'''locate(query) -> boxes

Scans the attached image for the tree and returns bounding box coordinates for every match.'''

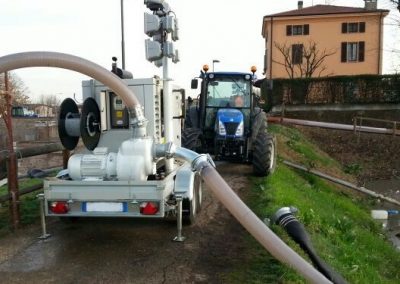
[0,72,29,229]
[0,72,30,121]
[273,41,336,79]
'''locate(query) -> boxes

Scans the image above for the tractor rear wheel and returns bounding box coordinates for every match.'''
[252,128,276,177]
[181,128,202,152]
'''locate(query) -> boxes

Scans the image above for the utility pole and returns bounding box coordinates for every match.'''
[121,0,126,69]
[4,72,20,230]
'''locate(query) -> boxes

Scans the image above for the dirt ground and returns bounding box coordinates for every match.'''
[0,162,252,284]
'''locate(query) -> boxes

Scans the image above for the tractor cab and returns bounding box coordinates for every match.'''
[202,72,253,135]
[184,65,276,175]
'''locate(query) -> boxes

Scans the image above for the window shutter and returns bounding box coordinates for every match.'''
[359,22,366,33]
[264,53,268,71]
[341,23,347,33]
[358,41,365,62]
[303,24,309,35]
[286,25,292,36]
[341,42,347,62]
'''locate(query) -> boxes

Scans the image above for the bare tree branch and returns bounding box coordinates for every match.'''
[273,41,336,78]
[0,73,30,123]
[273,42,295,78]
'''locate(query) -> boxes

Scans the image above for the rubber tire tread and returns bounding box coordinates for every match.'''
[252,123,276,177]
[181,128,202,152]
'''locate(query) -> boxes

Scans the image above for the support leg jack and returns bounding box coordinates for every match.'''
[37,193,51,240]
[173,195,185,242]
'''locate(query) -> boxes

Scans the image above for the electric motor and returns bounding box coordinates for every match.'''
[68,151,117,181]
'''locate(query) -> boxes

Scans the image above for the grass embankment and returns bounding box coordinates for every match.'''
[0,178,43,235]
[227,125,400,283]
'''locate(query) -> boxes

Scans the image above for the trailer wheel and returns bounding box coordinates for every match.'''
[252,128,276,177]
[181,128,202,152]
[182,195,196,225]
[194,173,203,213]
[182,173,202,225]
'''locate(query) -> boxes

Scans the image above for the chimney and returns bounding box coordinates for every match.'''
[298,1,304,9]
[364,0,377,10]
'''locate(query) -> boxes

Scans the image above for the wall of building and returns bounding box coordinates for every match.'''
[264,12,385,78]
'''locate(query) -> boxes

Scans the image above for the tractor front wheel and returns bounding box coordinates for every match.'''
[252,129,276,177]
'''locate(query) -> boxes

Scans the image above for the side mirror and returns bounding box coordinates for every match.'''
[191,79,198,89]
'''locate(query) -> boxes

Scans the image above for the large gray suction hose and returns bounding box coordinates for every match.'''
[0,52,330,283]
[174,148,331,284]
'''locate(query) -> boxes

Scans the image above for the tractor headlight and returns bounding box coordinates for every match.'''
[218,120,226,135]
[235,121,244,136]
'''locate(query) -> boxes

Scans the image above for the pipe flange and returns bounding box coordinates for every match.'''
[153,142,176,159]
[165,142,176,159]
[191,154,215,172]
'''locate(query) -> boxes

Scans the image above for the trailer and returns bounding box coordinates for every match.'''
[40,0,203,241]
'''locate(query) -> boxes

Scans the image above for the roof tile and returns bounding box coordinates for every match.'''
[265,4,389,18]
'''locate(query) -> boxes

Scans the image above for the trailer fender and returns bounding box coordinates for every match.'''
[174,163,195,200]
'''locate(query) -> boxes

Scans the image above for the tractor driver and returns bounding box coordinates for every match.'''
[234,95,244,107]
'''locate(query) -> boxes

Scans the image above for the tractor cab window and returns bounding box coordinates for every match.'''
[206,76,251,108]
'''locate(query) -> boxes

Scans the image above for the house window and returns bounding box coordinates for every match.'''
[293,25,303,35]
[292,44,303,64]
[286,24,309,36]
[348,23,359,33]
[341,42,365,62]
[342,22,366,33]
[347,42,358,61]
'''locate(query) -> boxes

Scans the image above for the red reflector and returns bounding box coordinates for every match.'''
[49,201,69,214]
[140,202,159,215]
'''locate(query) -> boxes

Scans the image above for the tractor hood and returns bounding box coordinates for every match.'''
[216,109,243,123]
[215,109,244,137]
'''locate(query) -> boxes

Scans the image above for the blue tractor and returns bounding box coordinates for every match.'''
[183,65,276,176]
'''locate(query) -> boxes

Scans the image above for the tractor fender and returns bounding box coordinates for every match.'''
[174,163,195,200]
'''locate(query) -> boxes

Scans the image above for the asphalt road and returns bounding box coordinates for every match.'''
[0,162,253,284]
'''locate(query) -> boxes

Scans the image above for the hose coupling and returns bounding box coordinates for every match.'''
[191,154,215,172]
[272,206,299,225]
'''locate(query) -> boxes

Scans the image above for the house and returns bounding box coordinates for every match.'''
[32,104,56,118]
[262,0,389,79]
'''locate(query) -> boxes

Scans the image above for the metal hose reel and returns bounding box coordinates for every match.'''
[58,97,101,151]
[80,97,101,150]
[58,98,80,150]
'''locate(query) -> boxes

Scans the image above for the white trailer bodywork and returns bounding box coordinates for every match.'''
[43,78,199,225]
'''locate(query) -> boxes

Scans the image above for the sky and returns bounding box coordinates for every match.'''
[0,0,398,102]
